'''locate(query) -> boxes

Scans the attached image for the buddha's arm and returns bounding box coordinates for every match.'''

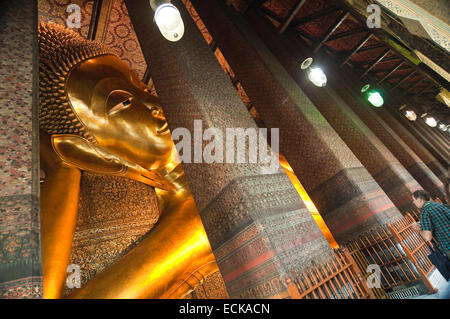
[40,131,81,299]
[50,134,175,191]
[66,187,218,299]
[42,131,218,298]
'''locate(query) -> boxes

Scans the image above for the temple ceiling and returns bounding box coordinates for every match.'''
[38,0,449,123]
[258,0,449,122]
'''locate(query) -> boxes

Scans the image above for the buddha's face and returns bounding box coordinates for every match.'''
[66,55,173,170]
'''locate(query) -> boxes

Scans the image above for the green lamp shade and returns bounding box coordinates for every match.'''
[367,91,384,107]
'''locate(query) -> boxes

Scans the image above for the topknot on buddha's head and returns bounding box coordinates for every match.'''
[38,22,115,142]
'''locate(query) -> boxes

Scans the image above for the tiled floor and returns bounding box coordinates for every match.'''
[411,271,450,299]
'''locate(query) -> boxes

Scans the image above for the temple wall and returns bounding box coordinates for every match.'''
[0,0,42,298]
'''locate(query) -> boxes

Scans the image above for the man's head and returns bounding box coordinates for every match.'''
[412,190,431,208]
[38,23,174,170]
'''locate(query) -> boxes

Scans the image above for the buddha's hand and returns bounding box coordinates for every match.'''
[44,132,174,190]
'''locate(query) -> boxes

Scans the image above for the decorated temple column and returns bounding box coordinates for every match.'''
[228,6,423,214]
[391,105,449,169]
[249,15,446,201]
[406,117,449,169]
[434,127,450,151]
[427,128,450,160]
[187,0,401,243]
[125,0,334,299]
[316,56,446,199]
[374,107,448,186]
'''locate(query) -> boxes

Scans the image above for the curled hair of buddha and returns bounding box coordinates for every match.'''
[38,22,115,143]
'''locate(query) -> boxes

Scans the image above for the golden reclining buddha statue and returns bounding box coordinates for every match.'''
[38,22,218,299]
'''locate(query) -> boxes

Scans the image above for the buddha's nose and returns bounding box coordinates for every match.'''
[151,107,164,118]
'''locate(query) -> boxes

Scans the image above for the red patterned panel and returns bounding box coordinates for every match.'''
[292,0,336,20]
[400,75,423,89]
[327,32,366,53]
[386,68,414,84]
[104,0,147,78]
[364,36,383,47]
[371,59,403,73]
[298,11,343,40]
[262,0,299,20]
[349,47,388,65]
[325,16,366,52]
[38,0,93,38]
[334,15,360,33]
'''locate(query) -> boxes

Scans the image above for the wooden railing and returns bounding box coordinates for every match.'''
[348,247,390,299]
[286,210,439,299]
[345,213,437,295]
[346,226,419,292]
[387,213,437,294]
[286,248,375,299]
[408,209,420,222]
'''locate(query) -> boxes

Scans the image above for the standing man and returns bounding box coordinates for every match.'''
[412,190,450,260]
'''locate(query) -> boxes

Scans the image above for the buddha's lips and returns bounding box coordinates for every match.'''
[157,122,170,134]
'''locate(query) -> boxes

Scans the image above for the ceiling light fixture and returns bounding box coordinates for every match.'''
[361,84,384,107]
[405,110,417,121]
[150,0,184,42]
[399,104,417,121]
[421,113,437,127]
[301,57,327,87]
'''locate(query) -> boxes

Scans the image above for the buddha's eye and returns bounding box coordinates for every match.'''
[106,90,134,115]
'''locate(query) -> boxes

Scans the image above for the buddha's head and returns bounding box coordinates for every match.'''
[38,23,173,170]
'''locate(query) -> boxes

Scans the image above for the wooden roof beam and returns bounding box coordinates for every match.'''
[279,0,307,34]
[391,70,417,90]
[356,43,385,53]
[340,33,372,66]
[376,61,404,84]
[402,78,426,95]
[291,6,343,28]
[327,27,367,42]
[360,48,390,78]
[313,11,350,53]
